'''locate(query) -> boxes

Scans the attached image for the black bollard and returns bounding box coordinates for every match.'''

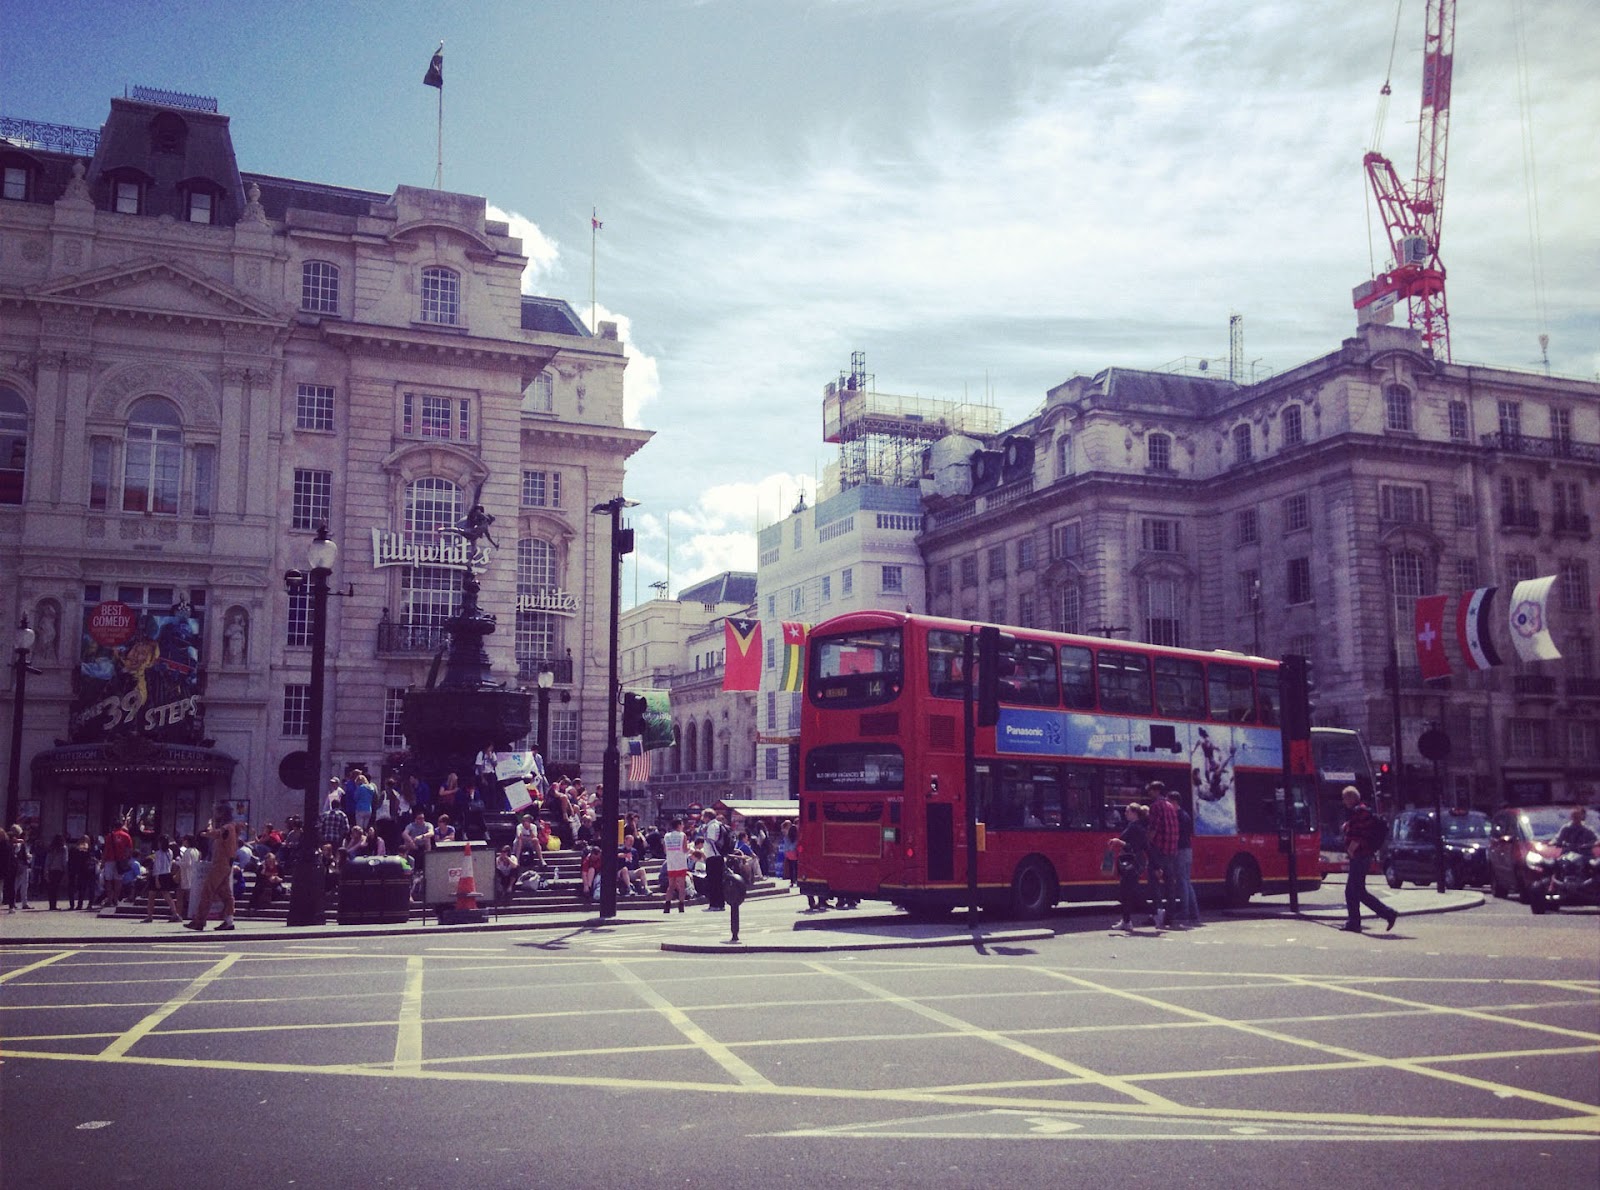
[723,863,747,943]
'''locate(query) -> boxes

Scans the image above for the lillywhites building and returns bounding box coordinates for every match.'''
[0,91,649,840]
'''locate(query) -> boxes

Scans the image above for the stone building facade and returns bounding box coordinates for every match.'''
[919,324,1600,808]
[0,92,648,839]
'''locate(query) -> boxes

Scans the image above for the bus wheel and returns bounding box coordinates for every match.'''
[1224,856,1260,908]
[1009,858,1057,920]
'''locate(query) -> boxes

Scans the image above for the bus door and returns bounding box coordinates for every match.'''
[925,801,954,881]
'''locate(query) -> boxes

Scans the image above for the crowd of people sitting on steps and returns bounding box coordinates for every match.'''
[2,760,817,922]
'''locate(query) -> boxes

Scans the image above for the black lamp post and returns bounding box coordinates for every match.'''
[284,527,338,927]
[535,665,554,762]
[6,617,39,830]
[591,495,635,921]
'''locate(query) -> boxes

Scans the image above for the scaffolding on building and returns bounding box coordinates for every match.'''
[823,351,1002,490]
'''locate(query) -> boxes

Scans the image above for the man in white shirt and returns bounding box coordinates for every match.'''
[662,816,691,914]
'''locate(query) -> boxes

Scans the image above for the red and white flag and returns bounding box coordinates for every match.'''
[1455,586,1502,671]
[1413,594,1452,680]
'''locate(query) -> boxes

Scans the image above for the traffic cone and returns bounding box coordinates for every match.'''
[455,838,480,910]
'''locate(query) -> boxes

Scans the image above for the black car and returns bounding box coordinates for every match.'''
[1381,809,1491,890]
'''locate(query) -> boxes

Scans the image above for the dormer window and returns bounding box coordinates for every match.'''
[2,164,29,202]
[114,178,143,215]
[149,112,188,155]
[186,189,214,224]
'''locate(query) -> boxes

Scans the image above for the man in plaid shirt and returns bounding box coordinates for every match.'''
[1145,781,1180,927]
[318,795,350,851]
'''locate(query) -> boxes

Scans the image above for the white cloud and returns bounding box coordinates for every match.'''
[486,204,561,292]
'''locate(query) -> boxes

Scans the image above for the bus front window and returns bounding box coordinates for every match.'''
[810,628,903,707]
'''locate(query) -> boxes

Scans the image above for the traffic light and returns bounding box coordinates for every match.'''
[1279,653,1311,740]
[1374,762,1391,801]
[621,692,648,737]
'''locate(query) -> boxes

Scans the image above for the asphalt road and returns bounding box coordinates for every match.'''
[2,894,1595,1188]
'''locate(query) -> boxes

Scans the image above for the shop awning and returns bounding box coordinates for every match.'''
[31,739,238,783]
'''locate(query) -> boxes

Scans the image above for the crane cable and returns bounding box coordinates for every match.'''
[1512,0,1551,372]
[1366,1,1407,278]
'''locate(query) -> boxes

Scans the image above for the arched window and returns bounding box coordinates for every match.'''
[684,721,699,774]
[123,396,182,514]
[1281,404,1304,446]
[0,386,27,505]
[301,260,340,314]
[1232,423,1253,464]
[420,266,460,325]
[702,718,714,772]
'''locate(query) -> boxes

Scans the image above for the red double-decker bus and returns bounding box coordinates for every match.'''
[797,611,1321,918]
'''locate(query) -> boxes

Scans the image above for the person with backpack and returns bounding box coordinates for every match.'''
[1341,785,1397,933]
[701,809,729,912]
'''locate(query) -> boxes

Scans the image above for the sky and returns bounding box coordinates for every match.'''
[4,0,1597,606]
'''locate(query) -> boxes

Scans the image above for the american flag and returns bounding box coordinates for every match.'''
[627,738,650,784]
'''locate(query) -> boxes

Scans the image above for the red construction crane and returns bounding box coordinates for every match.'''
[1353,0,1456,361]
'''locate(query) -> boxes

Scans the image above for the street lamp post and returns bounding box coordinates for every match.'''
[535,665,554,762]
[5,617,39,830]
[591,496,635,921]
[284,527,338,927]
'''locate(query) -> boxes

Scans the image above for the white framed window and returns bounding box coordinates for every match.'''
[301,261,340,314]
[1497,400,1521,441]
[550,710,579,762]
[282,684,310,737]
[1144,577,1182,647]
[1141,518,1180,553]
[791,587,804,612]
[401,566,456,629]
[1559,559,1591,613]
[185,188,215,225]
[1389,551,1425,621]
[1017,536,1036,570]
[1380,484,1426,524]
[384,689,408,750]
[521,470,561,508]
[821,575,831,602]
[420,266,460,325]
[1232,424,1253,464]
[0,386,29,505]
[292,468,333,531]
[1147,433,1172,472]
[1455,557,1478,592]
[960,555,979,588]
[1284,493,1311,532]
[1448,401,1468,440]
[1236,508,1259,545]
[1384,385,1413,432]
[296,384,335,431]
[404,477,460,540]
[841,567,853,596]
[122,396,182,515]
[1057,434,1074,478]
[113,177,143,215]
[1059,584,1081,635]
[524,370,554,412]
[881,565,903,594]
[285,589,311,649]
[1051,522,1080,560]
[1282,405,1304,446]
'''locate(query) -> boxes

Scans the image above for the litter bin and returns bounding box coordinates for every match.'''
[337,856,413,925]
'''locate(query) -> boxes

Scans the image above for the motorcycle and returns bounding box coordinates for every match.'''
[1526,846,1600,913]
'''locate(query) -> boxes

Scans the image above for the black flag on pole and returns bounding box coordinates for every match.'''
[424,44,444,88]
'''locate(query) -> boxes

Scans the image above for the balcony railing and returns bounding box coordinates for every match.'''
[516,657,574,685]
[377,620,449,654]
[1513,674,1558,698]
[1553,512,1592,536]
[1566,676,1600,699]
[1480,431,1600,464]
[1499,506,1540,532]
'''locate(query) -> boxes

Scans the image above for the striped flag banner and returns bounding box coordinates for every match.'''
[1455,586,1501,671]
[627,738,650,784]
[779,621,810,692]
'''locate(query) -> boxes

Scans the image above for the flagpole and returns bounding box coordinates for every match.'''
[590,208,598,332]
[436,82,443,189]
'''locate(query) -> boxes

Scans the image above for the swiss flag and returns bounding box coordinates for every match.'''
[1414,594,1452,680]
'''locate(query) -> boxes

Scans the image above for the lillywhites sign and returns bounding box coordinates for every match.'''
[516,587,579,617]
[371,529,473,570]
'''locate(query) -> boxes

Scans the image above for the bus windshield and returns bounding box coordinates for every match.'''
[809,627,903,707]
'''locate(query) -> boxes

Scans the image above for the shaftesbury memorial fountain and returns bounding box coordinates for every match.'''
[400,500,532,836]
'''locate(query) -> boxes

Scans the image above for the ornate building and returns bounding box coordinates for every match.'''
[919,324,1600,808]
[0,90,648,839]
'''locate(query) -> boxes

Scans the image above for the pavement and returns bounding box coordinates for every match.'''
[0,876,1483,954]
